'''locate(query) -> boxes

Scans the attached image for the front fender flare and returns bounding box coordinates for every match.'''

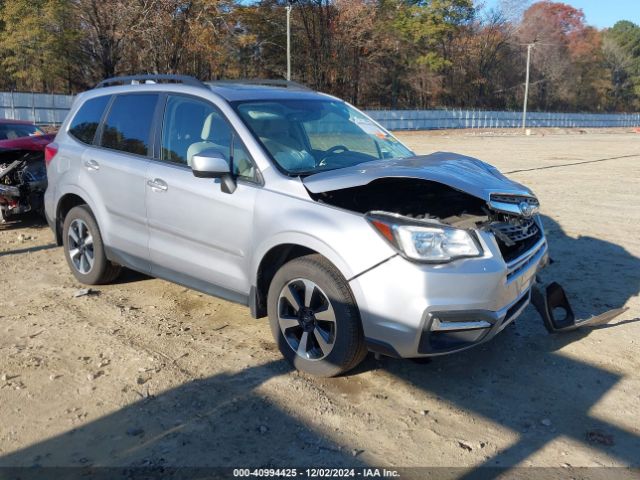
[250,232,357,288]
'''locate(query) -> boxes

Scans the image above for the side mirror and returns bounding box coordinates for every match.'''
[191,149,236,194]
[192,150,230,178]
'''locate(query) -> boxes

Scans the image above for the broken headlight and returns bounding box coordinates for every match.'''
[367,212,483,263]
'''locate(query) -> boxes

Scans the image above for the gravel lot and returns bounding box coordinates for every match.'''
[0,130,639,472]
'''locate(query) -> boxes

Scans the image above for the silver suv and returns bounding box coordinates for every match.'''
[44,75,548,376]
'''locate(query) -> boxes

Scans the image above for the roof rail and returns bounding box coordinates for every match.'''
[95,74,207,89]
[208,79,313,91]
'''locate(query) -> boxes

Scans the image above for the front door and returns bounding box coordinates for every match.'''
[145,94,259,302]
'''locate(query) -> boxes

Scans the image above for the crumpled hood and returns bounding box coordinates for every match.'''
[302,152,534,201]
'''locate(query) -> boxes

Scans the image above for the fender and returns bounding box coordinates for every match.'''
[251,231,358,288]
[250,188,396,289]
[55,184,105,229]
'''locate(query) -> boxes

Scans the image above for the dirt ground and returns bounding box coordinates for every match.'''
[0,130,639,473]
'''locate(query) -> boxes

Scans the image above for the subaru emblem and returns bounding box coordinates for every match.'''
[519,201,535,217]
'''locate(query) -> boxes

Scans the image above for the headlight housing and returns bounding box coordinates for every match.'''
[367,212,483,263]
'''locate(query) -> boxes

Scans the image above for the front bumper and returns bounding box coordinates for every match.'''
[349,230,548,358]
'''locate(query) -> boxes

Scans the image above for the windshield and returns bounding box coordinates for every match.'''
[0,123,45,140]
[233,99,413,175]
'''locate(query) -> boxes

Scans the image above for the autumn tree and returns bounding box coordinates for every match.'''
[0,0,637,112]
[231,0,289,79]
[382,0,475,107]
[71,0,157,81]
[445,9,520,109]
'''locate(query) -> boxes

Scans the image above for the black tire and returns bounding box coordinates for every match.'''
[267,254,368,377]
[62,205,121,285]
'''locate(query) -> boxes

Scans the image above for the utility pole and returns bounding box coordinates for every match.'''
[522,43,533,130]
[286,1,292,81]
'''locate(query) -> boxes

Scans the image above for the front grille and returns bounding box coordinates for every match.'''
[506,240,545,281]
[489,216,543,263]
[491,218,539,243]
[490,194,539,206]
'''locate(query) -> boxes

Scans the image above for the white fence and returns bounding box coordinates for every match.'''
[0,91,74,125]
[365,109,640,130]
[1,91,639,130]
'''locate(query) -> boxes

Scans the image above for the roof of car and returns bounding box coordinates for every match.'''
[205,83,331,102]
[91,75,334,103]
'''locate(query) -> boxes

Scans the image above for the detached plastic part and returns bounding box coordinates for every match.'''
[531,281,628,333]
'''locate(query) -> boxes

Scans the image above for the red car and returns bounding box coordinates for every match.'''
[0,119,55,149]
[0,119,55,221]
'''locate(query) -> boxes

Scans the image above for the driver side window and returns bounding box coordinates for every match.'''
[161,95,256,181]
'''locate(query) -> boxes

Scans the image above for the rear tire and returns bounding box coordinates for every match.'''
[267,254,368,377]
[62,205,121,285]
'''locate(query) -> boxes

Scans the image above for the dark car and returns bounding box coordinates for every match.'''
[0,119,55,221]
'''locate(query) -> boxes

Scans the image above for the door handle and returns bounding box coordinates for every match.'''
[84,159,100,171]
[147,178,168,192]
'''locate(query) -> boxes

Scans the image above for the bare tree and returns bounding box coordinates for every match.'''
[72,0,155,80]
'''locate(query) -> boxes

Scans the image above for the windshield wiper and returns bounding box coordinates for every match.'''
[294,157,386,177]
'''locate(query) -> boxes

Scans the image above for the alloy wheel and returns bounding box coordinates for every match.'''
[67,218,95,274]
[277,278,337,360]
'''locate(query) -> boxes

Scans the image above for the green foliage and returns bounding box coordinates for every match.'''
[0,0,80,92]
[391,0,473,70]
[602,21,640,110]
[607,21,640,59]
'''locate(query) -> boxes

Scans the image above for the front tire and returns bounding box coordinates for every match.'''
[267,254,367,377]
[62,205,121,285]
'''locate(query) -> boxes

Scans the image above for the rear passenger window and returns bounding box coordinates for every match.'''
[100,94,158,156]
[68,95,111,144]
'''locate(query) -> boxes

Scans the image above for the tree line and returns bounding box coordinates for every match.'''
[0,0,639,112]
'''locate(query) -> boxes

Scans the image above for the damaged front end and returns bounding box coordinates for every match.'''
[531,282,628,333]
[0,149,48,221]
[309,177,544,266]
[304,152,625,335]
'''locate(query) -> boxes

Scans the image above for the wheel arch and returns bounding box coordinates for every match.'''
[55,192,90,245]
[251,235,356,319]
[54,186,105,246]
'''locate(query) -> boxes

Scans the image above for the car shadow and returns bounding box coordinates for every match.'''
[0,212,48,231]
[0,360,364,470]
[110,268,154,285]
[358,213,640,471]
[537,215,640,323]
[0,214,638,474]
[0,243,58,257]
[367,316,640,471]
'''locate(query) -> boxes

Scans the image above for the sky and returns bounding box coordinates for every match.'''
[478,0,640,28]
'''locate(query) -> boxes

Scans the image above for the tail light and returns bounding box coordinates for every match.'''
[44,143,58,167]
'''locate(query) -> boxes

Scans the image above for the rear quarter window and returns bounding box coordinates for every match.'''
[68,95,111,144]
[100,94,159,156]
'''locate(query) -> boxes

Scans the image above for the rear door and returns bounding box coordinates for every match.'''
[88,93,160,272]
[145,94,260,301]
